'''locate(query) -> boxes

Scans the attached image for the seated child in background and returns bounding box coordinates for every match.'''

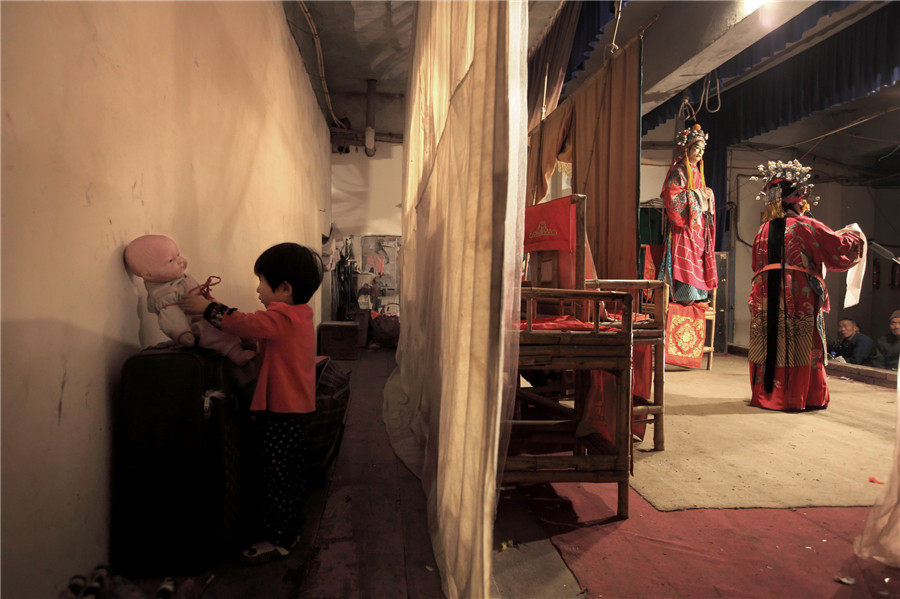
[871,310,900,370]
[829,318,876,365]
[124,234,256,366]
[179,242,324,564]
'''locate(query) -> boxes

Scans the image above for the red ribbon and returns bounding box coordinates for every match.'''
[187,275,221,300]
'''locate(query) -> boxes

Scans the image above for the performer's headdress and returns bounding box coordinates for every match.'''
[675,123,708,152]
[750,159,819,222]
[674,123,708,191]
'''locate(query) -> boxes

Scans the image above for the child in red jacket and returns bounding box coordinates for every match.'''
[181,242,323,564]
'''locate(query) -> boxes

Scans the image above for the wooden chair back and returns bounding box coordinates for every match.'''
[523,194,588,290]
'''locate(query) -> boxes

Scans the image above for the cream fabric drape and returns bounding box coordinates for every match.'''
[854,380,900,567]
[382,1,526,597]
[526,37,641,278]
[570,37,641,279]
[526,100,574,205]
[526,0,582,133]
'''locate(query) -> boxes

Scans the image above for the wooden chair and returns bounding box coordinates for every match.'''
[702,287,717,370]
[585,279,668,451]
[507,288,634,518]
[506,194,635,518]
[522,194,590,291]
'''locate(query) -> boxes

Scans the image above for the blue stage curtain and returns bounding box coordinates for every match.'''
[649,2,900,251]
[564,1,618,90]
[721,1,899,145]
[642,0,856,136]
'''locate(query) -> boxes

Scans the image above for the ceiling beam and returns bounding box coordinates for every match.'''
[641,1,816,115]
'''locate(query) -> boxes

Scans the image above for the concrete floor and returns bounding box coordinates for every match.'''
[110,348,897,598]
[118,346,580,599]
[121,348,444,598]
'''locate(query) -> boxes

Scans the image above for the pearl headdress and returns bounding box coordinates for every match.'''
[750,159,820,221]
[750,159,817,205]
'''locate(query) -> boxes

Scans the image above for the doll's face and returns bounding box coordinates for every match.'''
[126,235,188,283]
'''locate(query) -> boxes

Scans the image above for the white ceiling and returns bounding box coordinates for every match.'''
[283,0,899,186]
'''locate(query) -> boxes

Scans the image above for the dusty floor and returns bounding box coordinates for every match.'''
[95,349,896,598]
[111,348,445,599]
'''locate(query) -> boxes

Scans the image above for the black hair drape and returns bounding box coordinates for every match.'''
[764,217,787,393]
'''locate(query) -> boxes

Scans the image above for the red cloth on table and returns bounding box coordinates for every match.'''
[519,314,650,330]
[642,244,664,302]
[664,301,706,368]
[519,315,651,442]
[520,315,595,331]
[641,244,664,281]
[583,345,652,444]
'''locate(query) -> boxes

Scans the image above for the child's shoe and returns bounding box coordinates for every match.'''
[110,575,146,599]
[239,536,299,565]
[79,565,110,598]
[56,574,86,599]
[154,577,176,599]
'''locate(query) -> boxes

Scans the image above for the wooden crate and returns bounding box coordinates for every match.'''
[318,321,360,359]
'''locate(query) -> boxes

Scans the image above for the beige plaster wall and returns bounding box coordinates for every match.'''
[331,143,403,236]
[0,2,330,596]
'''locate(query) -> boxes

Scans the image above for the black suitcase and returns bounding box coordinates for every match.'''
[111,346,253,577]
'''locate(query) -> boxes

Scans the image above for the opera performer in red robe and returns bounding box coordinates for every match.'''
[660,123,718,303]
[748,160,865,411]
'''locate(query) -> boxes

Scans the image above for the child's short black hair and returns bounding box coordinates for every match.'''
[254,243,323,305]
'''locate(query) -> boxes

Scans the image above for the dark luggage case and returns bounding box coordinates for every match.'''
[111,346,253,577]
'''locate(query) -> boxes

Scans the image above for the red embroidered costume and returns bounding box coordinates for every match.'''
[661,161,718,291]
[660,124,718,303]
[748,160,864,411]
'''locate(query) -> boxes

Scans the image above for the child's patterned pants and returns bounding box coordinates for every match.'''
[256,411,311,549]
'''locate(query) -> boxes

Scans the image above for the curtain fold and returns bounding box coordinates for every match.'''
[571,37,641,279]
[525,100,573,205]
[854,381,900,567]
[526,37,640,278]
[382,2,526,597]
[527,0,581,133]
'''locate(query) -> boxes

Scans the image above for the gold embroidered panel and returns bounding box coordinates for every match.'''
[749,311,815,367]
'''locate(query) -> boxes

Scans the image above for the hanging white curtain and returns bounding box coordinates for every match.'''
[382,1,526,597]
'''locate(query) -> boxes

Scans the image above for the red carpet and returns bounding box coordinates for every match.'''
[518,482,900,598]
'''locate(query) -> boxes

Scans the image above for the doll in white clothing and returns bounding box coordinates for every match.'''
[124,234,256,366]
